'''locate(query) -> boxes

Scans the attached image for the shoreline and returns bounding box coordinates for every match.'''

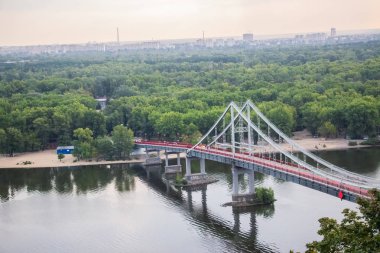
[0,159,146,170]
[0,138,376,170]
[0,149,146,170]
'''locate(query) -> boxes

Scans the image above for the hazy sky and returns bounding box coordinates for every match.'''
[1,0,379,46]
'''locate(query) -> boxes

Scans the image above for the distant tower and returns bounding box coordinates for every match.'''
[117,27,120,44]
[202,31,205,44]
[331,27,336,37]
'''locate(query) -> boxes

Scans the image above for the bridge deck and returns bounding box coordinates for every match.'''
[136,141,370,200]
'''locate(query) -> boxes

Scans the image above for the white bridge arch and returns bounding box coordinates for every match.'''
[136,100,379,202]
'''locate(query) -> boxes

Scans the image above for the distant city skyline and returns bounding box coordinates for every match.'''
[0,0,379,46]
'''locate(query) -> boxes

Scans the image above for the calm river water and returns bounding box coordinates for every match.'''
[0,148,379,253]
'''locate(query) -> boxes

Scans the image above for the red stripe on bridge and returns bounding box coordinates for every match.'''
[137,140,369,198]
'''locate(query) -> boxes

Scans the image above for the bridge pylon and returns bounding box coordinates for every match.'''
[136,99,379,203]
[186,100,380,196]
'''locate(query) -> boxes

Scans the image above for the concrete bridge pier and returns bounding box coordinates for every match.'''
[231,166,255,204]
[164,151,182,174]
[145,149,160,157]
[185,156,208,182]
[144,148,162,166]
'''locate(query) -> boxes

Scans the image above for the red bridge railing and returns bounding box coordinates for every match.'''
[136,140,369,197]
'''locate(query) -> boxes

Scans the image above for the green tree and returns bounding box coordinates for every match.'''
[306,189,380,253]
[73,128,94,143]
[95,136,114,160]
[72,128,95,160]
[5,127,23,156]
[0,128,6,154]
[58,154,65,161]
[33,117,50,149]
[111,125,134,160]
[155,112,184,140]
[318,121,337,138]
[345,98,378,139]
[265,103,296,136]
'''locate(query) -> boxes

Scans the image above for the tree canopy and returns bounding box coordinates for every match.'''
[306,189,380,253]
[0,41,379,155]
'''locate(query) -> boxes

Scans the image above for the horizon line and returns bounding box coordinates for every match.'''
[1,27,380,48]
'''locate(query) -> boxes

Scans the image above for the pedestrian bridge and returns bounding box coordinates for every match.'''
[136,100,379,203]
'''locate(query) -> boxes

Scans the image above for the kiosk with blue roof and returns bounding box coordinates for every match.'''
[56,146,74,155]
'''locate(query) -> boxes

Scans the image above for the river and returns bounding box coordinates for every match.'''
[0,148,379,252]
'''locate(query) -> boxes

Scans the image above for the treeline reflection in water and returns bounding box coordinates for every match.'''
[0,160,268,203]
[1,150,378,252]
[0,162,277,253]
[0,165,137,202]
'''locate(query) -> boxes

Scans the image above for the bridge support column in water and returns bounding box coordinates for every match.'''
[185,157,208,182]
[164,151,182,174]
[231,166,255,203]
[144,148,162,166]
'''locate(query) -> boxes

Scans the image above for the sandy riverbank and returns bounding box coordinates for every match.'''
[0,149,145,169]
[0,137,373,169]
[281,138,371,152]
[287,130,371,152]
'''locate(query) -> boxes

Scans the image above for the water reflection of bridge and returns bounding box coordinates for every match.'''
[140,164,276,253]
[0,165,276,252]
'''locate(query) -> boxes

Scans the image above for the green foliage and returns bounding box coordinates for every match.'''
[73,141,96,161]
[71,125,134,161]
[95,136,114,160]
[72,128,95,160]
[154,112,184,140]
[0,41,380,152]
[175,173,187,185]
[306,189,380,253]
[58,154,65,161]
[255,187,275,204]
[111,125,134,160]
[318,121,337,138]
[0,128,6,154]
[348,141,358,146]
[259,101,296,135]
[4,127,23,156]
[360,138,380,145]
[346,98,378,139]
[73,128,94,143]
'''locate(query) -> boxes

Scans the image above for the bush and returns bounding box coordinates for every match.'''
[255,187,275,204]
[360,138,380,145]
[175,173,187,185]
[348,141,357,146]
[58,154,65,161]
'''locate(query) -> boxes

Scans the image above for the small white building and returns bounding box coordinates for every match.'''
[95,98,107,110]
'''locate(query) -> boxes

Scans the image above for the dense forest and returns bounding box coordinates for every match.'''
[0,41,379,156]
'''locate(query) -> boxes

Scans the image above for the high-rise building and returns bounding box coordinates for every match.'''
[117,27,120,44]
[243,33,253,42]
[331,27,336,37]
